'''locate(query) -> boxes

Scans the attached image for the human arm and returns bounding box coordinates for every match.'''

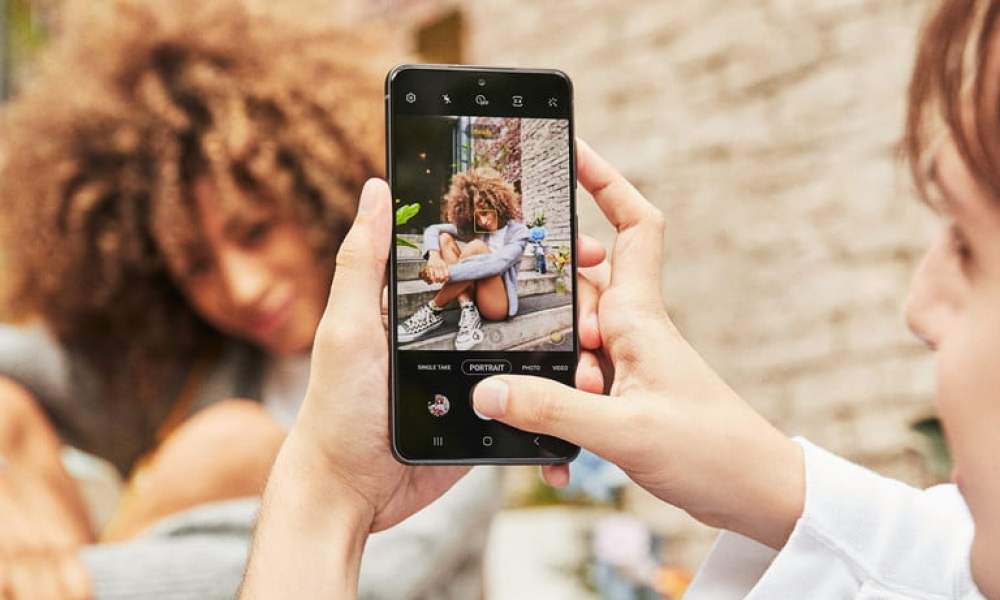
[239,180,468,598]
[0,376,93,599]
[419,223,457,282]
[471,140,988,597]
[472,140,804,550]
[684,439,983,599]
[446,226,529,282]
[240,178,607,598]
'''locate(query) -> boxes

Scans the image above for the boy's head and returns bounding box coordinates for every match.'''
[904,0,1000,593]
[442,168,522,234]
[0,0,386,363]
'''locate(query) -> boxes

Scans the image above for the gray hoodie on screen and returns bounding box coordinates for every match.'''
[421,221,530,317]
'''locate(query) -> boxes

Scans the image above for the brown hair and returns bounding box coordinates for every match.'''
[441,168,522,236]
[906,0,1000,204]
[0,0,387,409]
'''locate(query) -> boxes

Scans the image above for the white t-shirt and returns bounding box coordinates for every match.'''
[686,439,987,599]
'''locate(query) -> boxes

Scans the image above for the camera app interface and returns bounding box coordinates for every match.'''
[391,70,577,460]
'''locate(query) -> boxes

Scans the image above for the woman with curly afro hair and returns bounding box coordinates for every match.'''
[0,0,498,597]
[398,167,529,350]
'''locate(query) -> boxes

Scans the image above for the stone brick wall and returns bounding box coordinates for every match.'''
[463,0,940,570]
[520,118,572,242]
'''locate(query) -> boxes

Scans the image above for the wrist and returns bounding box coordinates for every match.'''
[277,432,376,528]
[241,434,373,599]
[721,430,804,549]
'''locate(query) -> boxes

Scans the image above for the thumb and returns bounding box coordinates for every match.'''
[324,178,392,322]
[472,375,627,459]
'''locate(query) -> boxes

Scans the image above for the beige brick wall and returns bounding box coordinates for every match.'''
[463,0,941,570]
[520,118,571,242]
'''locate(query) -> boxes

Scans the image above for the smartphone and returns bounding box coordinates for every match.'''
[386,65,579,464]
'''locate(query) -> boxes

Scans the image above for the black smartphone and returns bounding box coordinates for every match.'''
[386,64,580,464]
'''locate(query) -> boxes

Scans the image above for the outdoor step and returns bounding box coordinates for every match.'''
[397,271,561,316]
[397,255,539,281]
[508,327,574,351]
[395,234,424,259]
[400,304,572,351]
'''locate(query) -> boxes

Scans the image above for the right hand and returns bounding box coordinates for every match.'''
[0,464,92,600]
[420,253,450,284]
[473,140,805,550]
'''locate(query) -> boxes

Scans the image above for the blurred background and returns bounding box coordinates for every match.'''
[1,0,945,598]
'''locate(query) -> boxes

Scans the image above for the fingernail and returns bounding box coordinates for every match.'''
[473,379,508,418]
[357,178,382,215]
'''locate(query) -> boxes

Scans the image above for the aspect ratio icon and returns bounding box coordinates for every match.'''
[475,94,489,106]
[512,95,524,108]
[405,91,417,104]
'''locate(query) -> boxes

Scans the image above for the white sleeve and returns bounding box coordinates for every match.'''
[685,438,985,600]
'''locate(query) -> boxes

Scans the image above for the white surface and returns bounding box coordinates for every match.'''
[484,507,609,600]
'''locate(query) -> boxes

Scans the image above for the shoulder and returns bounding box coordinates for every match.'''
[506,222,529,239]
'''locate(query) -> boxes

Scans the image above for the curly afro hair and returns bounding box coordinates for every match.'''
[441,168,522,237]
[0,0,388,410]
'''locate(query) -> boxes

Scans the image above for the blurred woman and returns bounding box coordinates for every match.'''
[0,1,497,598]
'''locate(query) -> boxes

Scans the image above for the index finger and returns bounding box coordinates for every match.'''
[577,138,662,233]
[576,139,666,295]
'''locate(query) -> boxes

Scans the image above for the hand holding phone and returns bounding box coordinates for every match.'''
[471,142,805,549]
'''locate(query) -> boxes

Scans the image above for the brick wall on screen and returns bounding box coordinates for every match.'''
[466,0,940,570]
[520,118,571,241]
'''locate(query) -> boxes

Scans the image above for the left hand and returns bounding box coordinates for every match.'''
[240,177,609,598]
[285,179,465,531]
[281,177,608,532]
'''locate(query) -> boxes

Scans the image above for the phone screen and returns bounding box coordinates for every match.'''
[387,66,579,463]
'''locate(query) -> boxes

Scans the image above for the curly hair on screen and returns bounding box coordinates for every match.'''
[0,0,386,407]
[441,168,522,236]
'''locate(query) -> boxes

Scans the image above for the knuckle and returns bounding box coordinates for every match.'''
[647,206,666,233]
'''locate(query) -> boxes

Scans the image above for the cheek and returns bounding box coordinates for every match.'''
[271,235,331,313]
[935,310,1000,531]
[181,280,232,326]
